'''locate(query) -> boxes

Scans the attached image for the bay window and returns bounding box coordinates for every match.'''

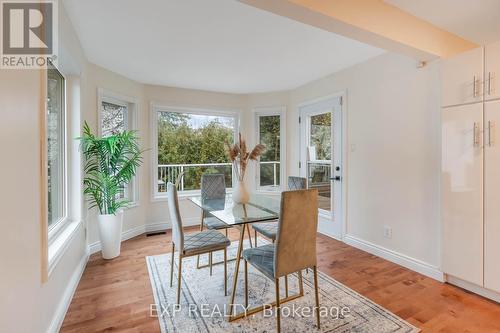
[254,107,285,191]
[98,89,139,204]
[152,105,238,198]
[47,62,67,232]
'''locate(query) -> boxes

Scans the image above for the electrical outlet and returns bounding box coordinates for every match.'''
[383,225,392,239]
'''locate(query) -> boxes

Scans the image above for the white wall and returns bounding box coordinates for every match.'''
[289,52,442,268]
[0,4,88,333]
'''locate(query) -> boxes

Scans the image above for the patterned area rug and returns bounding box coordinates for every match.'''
[146,240,419,333]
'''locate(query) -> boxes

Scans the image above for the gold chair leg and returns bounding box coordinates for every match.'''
[275,278,281,333]
[285,275,289,298]
[254,230,258,247]
[170,243,175,287]
[176,255,183,304]
[246,224,253,248]
[298,270,304,296]
[313,266,320,329]
[244,259,249,308]
[209,252,213,276]
[224,248,228,296]
[225,228,228,237]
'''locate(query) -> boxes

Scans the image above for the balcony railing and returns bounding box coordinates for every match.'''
[258,161,280,188]
[157,162,232,192]
[157,161,281,193]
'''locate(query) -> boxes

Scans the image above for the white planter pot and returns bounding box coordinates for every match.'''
[233,180,250,204]
[97,211,123,259]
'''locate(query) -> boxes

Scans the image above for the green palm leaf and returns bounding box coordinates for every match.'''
[78,121,146,215]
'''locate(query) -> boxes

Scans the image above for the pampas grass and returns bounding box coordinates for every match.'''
[225,133,265,181]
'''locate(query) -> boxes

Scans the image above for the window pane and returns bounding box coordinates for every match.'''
[310,113,331,160]
[47,66,65,226]
[101,101,127,136]
[156,111,235,192]
[308,112,331,211]
[258,115,280,188]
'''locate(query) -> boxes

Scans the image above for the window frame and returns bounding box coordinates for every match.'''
[97,88,140,207]
[46,62,69,244]
[150,103,240,201]
[253,106,286,193]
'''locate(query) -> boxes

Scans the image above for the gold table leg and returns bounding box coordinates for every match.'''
[228,224,246,318]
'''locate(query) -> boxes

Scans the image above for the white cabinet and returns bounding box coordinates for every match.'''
[484,100,500,292]
[442,47,483,107]
[442,103,484,286]
[485,41,500,101]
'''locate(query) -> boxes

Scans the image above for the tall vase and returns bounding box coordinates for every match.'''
[97,210,123,259]
[233,180,250,204]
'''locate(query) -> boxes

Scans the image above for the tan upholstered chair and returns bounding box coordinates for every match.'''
[242,189,320,332]
[167,182,231,304]
[252,176,307,246]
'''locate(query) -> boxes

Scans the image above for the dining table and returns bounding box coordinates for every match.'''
[188,193,303,321]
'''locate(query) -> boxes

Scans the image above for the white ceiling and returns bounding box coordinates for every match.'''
[386,0,500,45]
[63,0,384,94]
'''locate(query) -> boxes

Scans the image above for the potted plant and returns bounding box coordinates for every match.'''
[225,133,265,204]
[78,122,145,259]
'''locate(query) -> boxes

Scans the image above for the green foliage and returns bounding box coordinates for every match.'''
[78,122,145,215]
[157,113,233,189]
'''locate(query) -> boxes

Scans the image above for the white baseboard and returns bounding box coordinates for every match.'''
[89,217,200,255]
[344,234,444,282]
[46,249,89,333]
[446,275,500,303]
[317,220,341,241]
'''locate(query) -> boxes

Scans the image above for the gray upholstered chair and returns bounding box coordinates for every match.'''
[198,174,253,269]
[242,189,320,332]
[252,176,307,246]
[167,182,231,304]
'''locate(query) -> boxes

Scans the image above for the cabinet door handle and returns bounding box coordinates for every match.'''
[488,72,492,95]
[473,76,477,98]
[473,122,479,147]
[489,120,495,146]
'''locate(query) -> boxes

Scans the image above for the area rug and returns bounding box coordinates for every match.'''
[146,240,419,333]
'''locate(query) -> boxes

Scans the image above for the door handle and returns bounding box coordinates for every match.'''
[331,176,341,181]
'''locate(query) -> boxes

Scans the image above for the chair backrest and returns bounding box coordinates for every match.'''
[167,182,184,250]
[288,176,307,190]
[274,189,318,277]
[201,174,226,200]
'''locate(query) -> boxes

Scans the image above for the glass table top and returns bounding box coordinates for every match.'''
[188,193,280,226]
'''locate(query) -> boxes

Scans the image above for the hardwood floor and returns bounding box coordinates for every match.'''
[61,228,500,332]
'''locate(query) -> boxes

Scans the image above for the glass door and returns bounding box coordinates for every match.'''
[299,96,343,238]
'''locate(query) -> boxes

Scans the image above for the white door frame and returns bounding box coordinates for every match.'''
[298,91,347,240]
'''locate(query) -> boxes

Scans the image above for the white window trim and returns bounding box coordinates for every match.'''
[150,102,241,201]
[253,106,286,193]
[97,88,140,207]
[45,63,85,280]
